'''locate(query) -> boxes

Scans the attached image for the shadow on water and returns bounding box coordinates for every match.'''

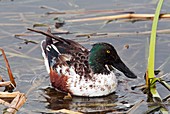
[41,87,119,113]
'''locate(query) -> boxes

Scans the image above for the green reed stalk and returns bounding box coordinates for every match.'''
[147,0,164,99]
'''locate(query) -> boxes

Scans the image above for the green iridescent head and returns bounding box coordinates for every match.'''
[89,42,137,78]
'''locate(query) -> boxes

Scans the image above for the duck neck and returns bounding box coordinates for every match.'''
[89,59,114,75]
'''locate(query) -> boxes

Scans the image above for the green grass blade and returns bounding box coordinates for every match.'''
[147,0,164,100]
[148,0,164,79]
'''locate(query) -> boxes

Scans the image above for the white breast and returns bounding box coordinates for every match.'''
[65,66,117,97]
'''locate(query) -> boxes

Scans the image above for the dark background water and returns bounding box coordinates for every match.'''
[0,0,170,113]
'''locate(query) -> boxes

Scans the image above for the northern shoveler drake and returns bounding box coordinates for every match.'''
[40,29,137,97]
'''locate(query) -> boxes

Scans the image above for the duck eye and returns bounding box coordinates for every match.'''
[106,50,110,54]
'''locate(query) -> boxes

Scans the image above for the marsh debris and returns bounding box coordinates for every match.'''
[0,48,26,114]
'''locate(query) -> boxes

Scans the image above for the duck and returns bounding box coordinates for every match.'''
[38,28,137,97]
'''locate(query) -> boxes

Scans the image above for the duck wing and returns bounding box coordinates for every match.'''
[27,28,90,77]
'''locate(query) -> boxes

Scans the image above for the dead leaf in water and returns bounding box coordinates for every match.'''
[63,93,72,100]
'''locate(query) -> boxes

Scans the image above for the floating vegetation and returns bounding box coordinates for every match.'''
[45,9,134,15]
[0,48,26,114]
[66,13,170,23]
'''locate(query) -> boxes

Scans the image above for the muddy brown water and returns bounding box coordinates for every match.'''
[0,0,170,113]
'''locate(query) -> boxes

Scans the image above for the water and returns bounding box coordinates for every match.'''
[0,0,169,113]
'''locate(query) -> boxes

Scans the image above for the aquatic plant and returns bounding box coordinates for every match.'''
[146,0,170,113]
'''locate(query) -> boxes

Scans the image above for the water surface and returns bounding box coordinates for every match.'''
[0,0,170,113]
